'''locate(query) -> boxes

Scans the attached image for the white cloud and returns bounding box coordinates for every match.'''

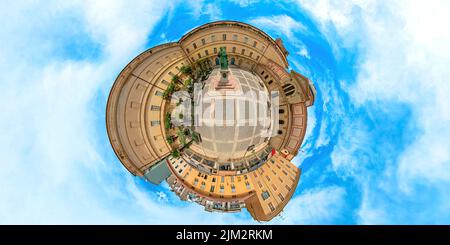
[229,0,259,7]
[297,0,372,31]
[188,0,223,21]
[297,47,310,59]
[250,14,311,69]
[275,186,346,224]
[250,14,306,40]
[296,0,375,58]
[204,3,223,21]
[299,0,450,223]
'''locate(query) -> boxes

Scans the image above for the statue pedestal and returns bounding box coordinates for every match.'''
[215,69,235,90]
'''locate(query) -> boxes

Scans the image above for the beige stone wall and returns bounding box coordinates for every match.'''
[107,43,189,175]
[245,152,300,221]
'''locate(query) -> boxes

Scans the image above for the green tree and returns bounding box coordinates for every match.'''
[163,82,175,99]
[171,74,183,86]
[180,65,192,75]
[167,135,174,144]
[164,112,171,130]
[171,149,180,158]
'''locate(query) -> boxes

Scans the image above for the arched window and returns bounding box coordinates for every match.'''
[277,130,283,135]
[279,120,285,125]
[215,57,220,65]
[279,109,285,114]
[230,57,235,65]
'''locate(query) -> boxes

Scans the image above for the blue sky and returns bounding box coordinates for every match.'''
[0,0,449,224]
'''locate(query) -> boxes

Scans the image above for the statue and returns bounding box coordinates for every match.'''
[218,47,228,70]
[215,46,235,90]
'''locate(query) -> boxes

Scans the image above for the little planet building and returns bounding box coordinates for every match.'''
[106,21,315,221]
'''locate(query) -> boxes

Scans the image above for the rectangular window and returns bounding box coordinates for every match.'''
[151,105,160,111]
[205,50,209,56]
[212,177,216,183]
[193,43,197,49]
[197,53,201,59]
[261,191,270,200]
[285,185,291,191]
[271,184,277,191]
[222,34,226,40]
[193,178,198,186]
[210,186,215,192]
[268,202,275,212]
[244,36,249,43]
[256,55,260,60]
[201,38,206,45]
[211,35,216,41]
[278,193,285,201]
[258,181,263,188]
[231,176,234,183]
[232,47,236,53]
[249,51,253,57]
[214,47,217,54]
[221,176,225,183]
[150,120,160,126]
[231,184,236,193]
[241,49,245,55]
[233,34,238,41]
[265,175,271,182]
[200,182,205,190]
[186,48,190,53]
[245,182,251,189]
[155,90,163,96]
[220,185,224,193]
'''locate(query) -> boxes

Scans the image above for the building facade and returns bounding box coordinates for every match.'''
[106,21,315,221]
